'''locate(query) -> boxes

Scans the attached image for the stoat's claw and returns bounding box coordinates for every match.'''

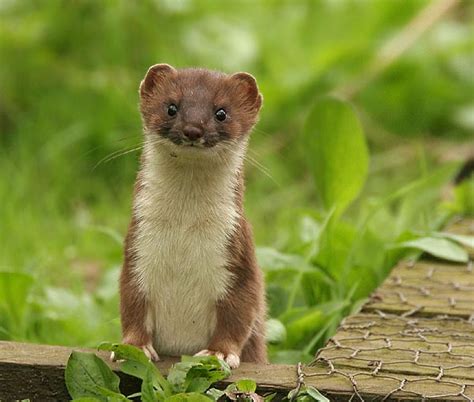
[143,342,160,362]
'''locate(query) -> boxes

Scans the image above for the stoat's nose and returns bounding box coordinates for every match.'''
[183,126,203,141]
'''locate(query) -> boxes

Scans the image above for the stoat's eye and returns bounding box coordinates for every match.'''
[167,104,178,117]
[215,108,227,122]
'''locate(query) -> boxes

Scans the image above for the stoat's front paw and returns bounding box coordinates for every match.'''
[195,349,240,369]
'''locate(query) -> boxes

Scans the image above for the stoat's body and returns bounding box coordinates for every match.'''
[119,64,266,368]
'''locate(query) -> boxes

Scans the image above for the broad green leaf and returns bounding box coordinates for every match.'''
[72,398,103,402]
[299,215,322,243]
[141,365,159,402]
[165,393,212,401]
[185,377,212,393]
[302,208,336,262]
[264,393,277,401]
[0,272,34,332]
[265,318,286,344]
[288,385,329,402]
[98,343,171,396]
[206,388,225,401]
[305,386,330,402]
[302,97,369,215]
[65,352,121,400]
[235,379,257,393]
[454,179,474,215]
[285,309,324,347]
[256,247,310,272]
[94,387,129,401]
[392,237,468,263]
[168,355,231,394]
[431,232,474,249]
[98,342,149,364]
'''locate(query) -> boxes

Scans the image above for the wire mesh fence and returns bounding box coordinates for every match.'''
[306,219,474,401]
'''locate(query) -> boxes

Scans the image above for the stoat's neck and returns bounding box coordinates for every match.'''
[138,138,247,213]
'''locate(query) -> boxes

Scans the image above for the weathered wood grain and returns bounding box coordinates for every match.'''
[0,341,298,401]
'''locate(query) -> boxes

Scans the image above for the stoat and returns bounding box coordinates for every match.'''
[119,64,267,368]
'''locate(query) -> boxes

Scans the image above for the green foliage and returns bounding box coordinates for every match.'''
[393,237,468,263]
[65,344,324,401]
[450,179,474,216]
[302,97,368,215]
[0,272,34,338]
[288,386,329,402]
[263,99,465,359]
[65,352,123,401]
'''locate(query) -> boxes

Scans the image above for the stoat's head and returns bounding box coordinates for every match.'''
[139,64,262,152]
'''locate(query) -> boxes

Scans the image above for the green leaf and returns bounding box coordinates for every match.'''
[431,232,474,249]
[165,393,212,401]
[72,398,103,402]
[453,179,474,215]
[206,388,225,401]
[265,318,286,344]
[264,393,277,401]
[299,215,322,244]
[235,379,257,393]
[65,352,121,400]
[284,309,324,347]
[288,385,329,402]
[256,247,310,272]
[302,96,369,215]
[167,355,231,395]
[98,343,171,396]
[141,365,160,402]
[393,237,468,262]
[98,342,149,364]
[305,386,330,402]
[0,272,34,334]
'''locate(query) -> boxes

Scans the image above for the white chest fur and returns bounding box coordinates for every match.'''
[131,141,245,355]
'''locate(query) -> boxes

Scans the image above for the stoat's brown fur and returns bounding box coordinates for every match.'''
[119,64,266,368]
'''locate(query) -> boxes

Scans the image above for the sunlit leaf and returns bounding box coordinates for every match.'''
[0,272,34,331]
[65,352,122,401]
[266,318,286,344]
[431,232,474,249]
[98,343,170,395]
[235,379,257,393]
[392,237,468,262]
[302,97,369,215]
[305,385,330,402]
[164,392,212,401]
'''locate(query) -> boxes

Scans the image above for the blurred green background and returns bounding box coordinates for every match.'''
[0,0,472,362]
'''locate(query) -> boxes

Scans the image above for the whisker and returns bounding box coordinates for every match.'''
[245,156,278,185]
[252,127,273,138]
[223,142,278,185]
[92,144,145,171]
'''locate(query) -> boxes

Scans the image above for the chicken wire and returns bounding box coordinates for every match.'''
[307,258,474,401]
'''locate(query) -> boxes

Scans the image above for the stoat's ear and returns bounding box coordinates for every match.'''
[140,64,177,97]
[230,72,263,111]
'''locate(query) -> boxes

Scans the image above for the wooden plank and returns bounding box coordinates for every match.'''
[2,340,473,402]
[363,260,474,318]
[0,341,297,400]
